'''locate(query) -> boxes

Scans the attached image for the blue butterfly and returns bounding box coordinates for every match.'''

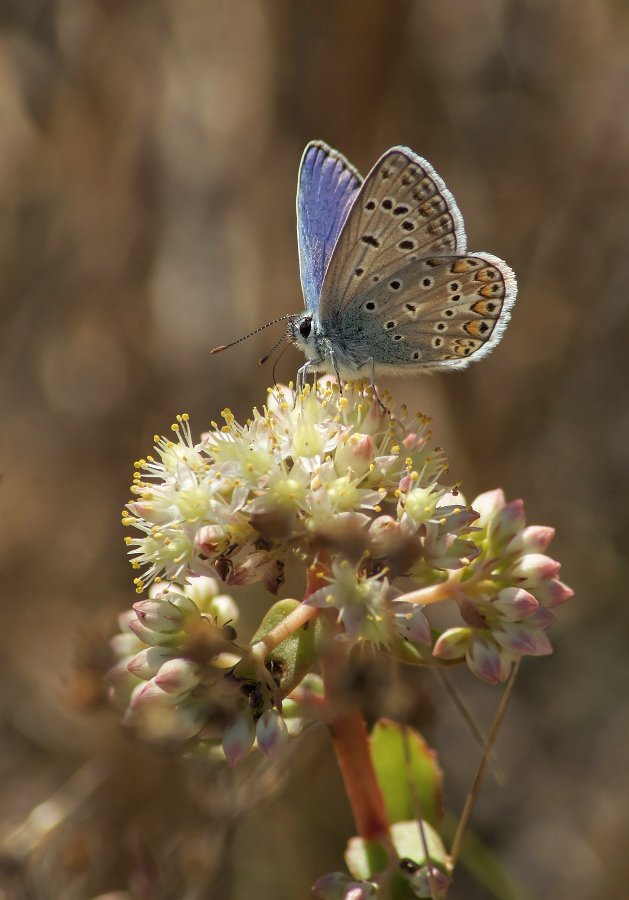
[290,141,516,392]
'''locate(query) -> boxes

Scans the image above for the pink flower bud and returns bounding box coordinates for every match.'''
[127,647,174,680]
[222,711,255,766]
[494,623,553,656]
[195,524,228,555]
[508,553,561,585]
[227,551,274,586]
[127,617,174,646]
[504,525,555,556]
[466,637,505,685]
[487,498,526,549]
[130,678,178,709]
[256,709,288,757]
[154,658,201,694]
[433,627,470,660]
[335,433,375,478]
[312,873,354,899]
[471,489,505,526]
[133,599,185,633]
[493,588,539,622]
[533,579,574,608]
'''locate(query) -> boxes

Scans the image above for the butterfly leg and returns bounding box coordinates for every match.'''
[328,350,343,398]
[296,359,321,397]
[367,358,388,413]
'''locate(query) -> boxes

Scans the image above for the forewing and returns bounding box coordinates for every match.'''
[297,141,362,314]
[342,252,517,371]
[319,147,467,317]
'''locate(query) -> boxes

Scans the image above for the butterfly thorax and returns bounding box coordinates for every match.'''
[290,312,371,378]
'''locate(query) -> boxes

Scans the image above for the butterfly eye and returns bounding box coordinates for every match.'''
[299,317,312,339]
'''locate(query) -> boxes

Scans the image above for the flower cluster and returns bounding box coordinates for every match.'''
[433,488,573,683]
[112,380,572,758]
[123,382,473,599]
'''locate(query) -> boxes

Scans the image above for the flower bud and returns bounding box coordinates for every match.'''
[492,588,538,622]
[127,616,175,646]
[504,525,555,556]
[335,433,375,478]
[432,627,470,660]
[470,489,505,526]
[508,553,561,586]
[195,524,229,555]
[486,498,526,549]
[466,636,506,685]
[222,711,255,766]
[533,579,574,608]
[494,623,553,656]
[154,658,202,694]
[183,575,220,609]
[133,598,186,633]
[127,646,174,680]
[256,709,288,757]
[207,593,240,627]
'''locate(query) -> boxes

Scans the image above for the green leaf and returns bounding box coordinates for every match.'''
[345,836,388,881]
[249,599,323,695]
[390,820,448,870]
[370,719,443,829]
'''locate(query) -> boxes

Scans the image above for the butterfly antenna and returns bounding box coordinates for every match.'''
[272,341,290,387]
[211,314,295,354]
[258,332,288,367]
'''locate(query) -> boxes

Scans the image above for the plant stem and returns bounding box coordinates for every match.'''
[320,651,391,845]
[450,660,521,867]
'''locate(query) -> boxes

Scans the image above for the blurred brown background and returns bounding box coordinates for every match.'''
[0,0,628,898]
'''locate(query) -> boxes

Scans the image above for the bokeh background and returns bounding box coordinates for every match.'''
[1,1,628,898]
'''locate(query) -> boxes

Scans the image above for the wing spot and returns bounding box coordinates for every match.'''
[399,240,415,251]
[421,277,434,289]
[381,167,392,180]
[479,283,503,297]
[381,198,393,210]
[432,337,443,348]
[405,303,417,315]
[393,334,404,341]
[443,309,454,317]
[476,267,500,282]
[401,175,412,186]
[412,350,421,360]
[401,220,415,232]
[362,234,381,248]
[372,275,380,283]
[449,282,460,292]
[451,294,461,302]
[389,280,402,291]
[435,322,447,331]
[393,205,409,216]
[384,320,396,330]
[355,267,364,277]
[429,214,453,237]
[365,200,377,211]
[425,258,444,268]
[364,300,377,311]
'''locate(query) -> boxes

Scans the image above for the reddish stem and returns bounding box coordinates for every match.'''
[300,563,392,843]
[320,652,391,843]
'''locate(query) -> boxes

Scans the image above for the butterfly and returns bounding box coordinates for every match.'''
[289,140,516,392]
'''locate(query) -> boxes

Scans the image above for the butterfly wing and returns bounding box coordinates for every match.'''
[318,146,467,318]
[326,251,516,372]
[297,141,362,315]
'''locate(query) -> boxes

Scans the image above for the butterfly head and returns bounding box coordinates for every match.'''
[289,313,321,359]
